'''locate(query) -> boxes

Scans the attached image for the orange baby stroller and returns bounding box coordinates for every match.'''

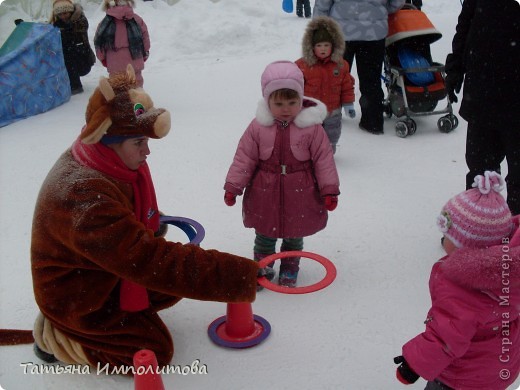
[383,6,458,137]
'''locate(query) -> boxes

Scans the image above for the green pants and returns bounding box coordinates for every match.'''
[254,232,302,274]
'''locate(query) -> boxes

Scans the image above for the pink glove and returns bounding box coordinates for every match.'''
[224,191,236,206]
[324,195,338,211]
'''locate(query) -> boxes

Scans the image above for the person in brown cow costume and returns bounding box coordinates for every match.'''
[27,65,259,369]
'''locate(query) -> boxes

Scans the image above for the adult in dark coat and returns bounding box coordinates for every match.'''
[50,1,95,94]
[445,0,520,214]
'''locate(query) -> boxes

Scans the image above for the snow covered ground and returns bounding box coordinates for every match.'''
[0,0,518,389]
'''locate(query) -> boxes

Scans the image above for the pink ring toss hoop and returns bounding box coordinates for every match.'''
[256,251,336,294]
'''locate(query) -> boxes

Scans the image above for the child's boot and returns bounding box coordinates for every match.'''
[254,252,275,291]
[278,256,300,288]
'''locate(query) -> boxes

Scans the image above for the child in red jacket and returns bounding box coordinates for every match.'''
[296,16,356,154]
[395,171,520,390]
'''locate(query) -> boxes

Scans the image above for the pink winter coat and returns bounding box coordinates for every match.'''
[224,98,340,238]
[95,5,150,75]
[402,241,520,389]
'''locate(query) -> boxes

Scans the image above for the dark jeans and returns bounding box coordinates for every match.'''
[344,39,386,132]
[465,117,520,215]
[63,50,82,90]
[425,380,453,390]
[296,0,311,17]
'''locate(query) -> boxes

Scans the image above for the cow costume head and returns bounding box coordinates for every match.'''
[80,64,171,144]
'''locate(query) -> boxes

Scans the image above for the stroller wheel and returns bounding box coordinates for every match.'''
[438,115,455,133]
[408,119,417,135]
[395,121,410,138]
[449,114,459,130]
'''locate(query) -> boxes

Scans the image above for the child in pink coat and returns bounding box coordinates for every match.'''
[223,61,340,288]
[94,0,150,87]
[395,171,520,390]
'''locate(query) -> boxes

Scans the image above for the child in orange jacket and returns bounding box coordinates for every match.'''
[296,16,356,154]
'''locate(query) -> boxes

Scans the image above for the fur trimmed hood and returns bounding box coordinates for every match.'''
[440,244,520,291]
[255,97,327,128]
[301,16,345,66]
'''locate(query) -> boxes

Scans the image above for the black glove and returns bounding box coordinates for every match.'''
[394,356,420,385]
[444,53,464,103]
[445,72,463,103]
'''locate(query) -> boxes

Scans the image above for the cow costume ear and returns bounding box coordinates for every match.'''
[99,77,116,102]
[125,63,136,85]
[80,76,114,144]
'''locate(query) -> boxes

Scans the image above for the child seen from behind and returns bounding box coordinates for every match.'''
[395,171,520,390]
[94,0,150,87]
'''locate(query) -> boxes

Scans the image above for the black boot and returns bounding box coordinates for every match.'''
[34,343,58,363]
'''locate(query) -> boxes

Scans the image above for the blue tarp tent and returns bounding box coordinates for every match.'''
[0,22,70,128]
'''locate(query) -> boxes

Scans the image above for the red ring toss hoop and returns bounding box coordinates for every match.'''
[256,251,336,294]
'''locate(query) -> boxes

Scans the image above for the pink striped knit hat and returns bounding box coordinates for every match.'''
[436,171,513,249]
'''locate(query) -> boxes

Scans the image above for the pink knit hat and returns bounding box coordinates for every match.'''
[437,171,513,249]
[261,61,304,105]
